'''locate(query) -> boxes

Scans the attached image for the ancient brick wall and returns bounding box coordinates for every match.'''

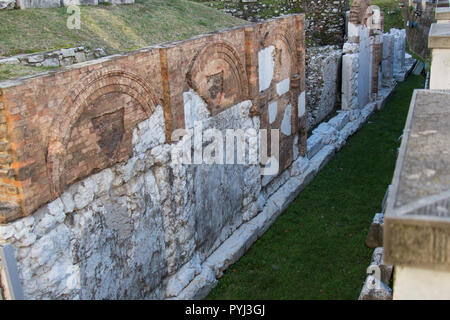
[0,14,310,300]
[0,12,415,300]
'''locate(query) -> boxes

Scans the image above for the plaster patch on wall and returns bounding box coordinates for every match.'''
[132,105,166,155]
[268,101,278,124]
[276,78,290,96]
[258,46,275,92]
[298,91,306,117]
[183,90,211,129]
[281,104,292,136]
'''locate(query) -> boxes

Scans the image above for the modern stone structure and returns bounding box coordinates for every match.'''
[305,46,343,130]
[384,90,450,299]
[0,47,108,69]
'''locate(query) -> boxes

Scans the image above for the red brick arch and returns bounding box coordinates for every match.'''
[47,69,158,197]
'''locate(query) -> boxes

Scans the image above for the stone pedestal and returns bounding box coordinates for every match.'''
[429,22,450,90]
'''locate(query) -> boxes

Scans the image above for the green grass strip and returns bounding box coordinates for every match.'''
[208,75,425,300]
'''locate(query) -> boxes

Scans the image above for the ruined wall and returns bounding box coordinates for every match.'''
[0,15,308,300]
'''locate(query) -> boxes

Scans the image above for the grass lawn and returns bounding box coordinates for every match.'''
[207,74,425,300]
[0,0,246,57]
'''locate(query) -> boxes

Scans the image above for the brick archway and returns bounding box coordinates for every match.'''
[186,41,249,116]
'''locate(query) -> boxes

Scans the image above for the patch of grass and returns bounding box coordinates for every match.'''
[207,75,425,300]
[0,0,246,57]
[0,64,56,81]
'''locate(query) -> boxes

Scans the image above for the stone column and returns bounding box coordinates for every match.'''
[382,33,395,88]
[384,90,450,300]
[391,28,406,80]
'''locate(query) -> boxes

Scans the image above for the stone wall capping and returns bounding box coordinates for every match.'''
[384,90,450,270]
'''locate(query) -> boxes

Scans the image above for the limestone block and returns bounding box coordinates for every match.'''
[60,48,76,58]
[327,112,350,131]
[341,53,359,110]
[258,46,275,92]
[41,58,60,68]
[370,247,393,284]
[360,102,376,123]
[203,222,259,279]
[306,45,342,128]
[27,54,44,63]
[183,90,211,130]
[290,156,310,177]
[365,213,384,248]
[390,28,406,76]
[176,267,218,300]
[358,275,393,300]
[166,254,202,298]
